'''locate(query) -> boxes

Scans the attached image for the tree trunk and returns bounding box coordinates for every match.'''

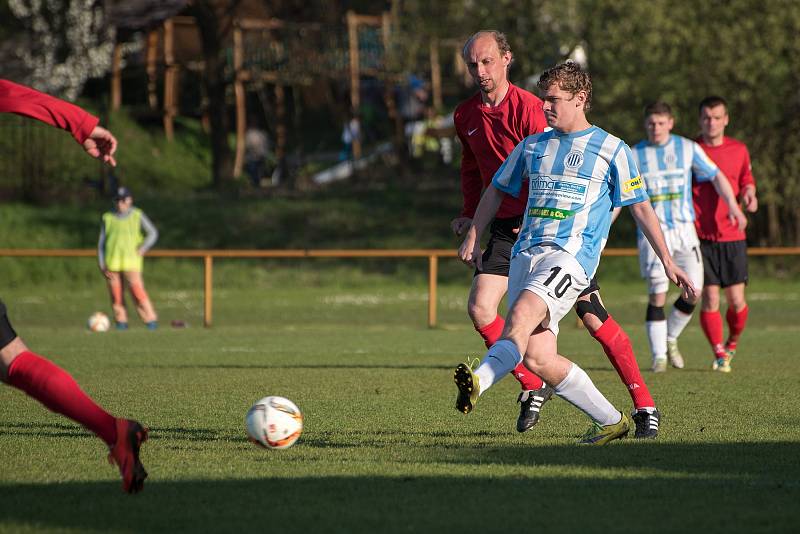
[189,1,238,188]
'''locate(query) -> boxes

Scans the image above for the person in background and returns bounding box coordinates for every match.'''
[98,186,159,331]
[693,96,758,372]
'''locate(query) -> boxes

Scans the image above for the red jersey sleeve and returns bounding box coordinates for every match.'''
[0,79,99,144]
[455,107,483,218]
[739,146,756,193]
[522,97,547,135]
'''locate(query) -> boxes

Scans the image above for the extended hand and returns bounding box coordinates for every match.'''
[458,229,482,270]
[728,207,748,231]
[665,263,697,301]
[83,126,118,167]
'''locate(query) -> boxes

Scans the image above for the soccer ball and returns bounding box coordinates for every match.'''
[245,396,303,449]
[87,312,111,332]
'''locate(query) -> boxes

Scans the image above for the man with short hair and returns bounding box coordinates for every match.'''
[454,62,696,445]
[693,96,758,372]
[631,102,745,373]
[453,31,661,438]
[0,79,149,493]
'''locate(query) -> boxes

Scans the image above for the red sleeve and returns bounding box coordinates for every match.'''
[739,145,756,192]
[0,79,99,144]
[455,112,483,218]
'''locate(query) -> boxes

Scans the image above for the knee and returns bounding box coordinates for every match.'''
[467,300,497,327]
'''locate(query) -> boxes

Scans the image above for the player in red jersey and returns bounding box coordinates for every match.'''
[451,32,661,438]
[0,79,148,493]
[693,95,758,373]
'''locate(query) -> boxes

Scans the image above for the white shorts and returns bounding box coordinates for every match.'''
[508,245,590,335]
[638,223,704,295]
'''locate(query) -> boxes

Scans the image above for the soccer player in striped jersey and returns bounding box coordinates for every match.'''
[0,79,148,493]
[693,96,759,372]
[454,63,697,444]
[631,102,745,373]
[453,30,659,436]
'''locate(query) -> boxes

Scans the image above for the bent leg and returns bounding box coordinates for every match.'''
[469,273,544,391]
[577,291,655,410]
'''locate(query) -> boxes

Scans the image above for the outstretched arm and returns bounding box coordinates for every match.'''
[0,79,116,166]
[628,201,697,300]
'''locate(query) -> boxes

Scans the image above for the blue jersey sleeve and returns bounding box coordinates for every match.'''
[491,137,529,198]
[610,143,649,207]
[691,141,719,182]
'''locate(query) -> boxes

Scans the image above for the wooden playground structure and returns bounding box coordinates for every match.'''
[109,11,466,177]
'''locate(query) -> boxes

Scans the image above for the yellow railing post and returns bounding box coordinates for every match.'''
[428,254,438,328]
[204,254,213,328]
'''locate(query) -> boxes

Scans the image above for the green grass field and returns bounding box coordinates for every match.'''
[1,275,799,533]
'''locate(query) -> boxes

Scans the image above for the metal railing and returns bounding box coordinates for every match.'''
[1,247,798,328]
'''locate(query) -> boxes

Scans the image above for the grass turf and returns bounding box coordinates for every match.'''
[1,276,799,533]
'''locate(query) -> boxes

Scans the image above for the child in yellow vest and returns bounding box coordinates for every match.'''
[98,187,158,330]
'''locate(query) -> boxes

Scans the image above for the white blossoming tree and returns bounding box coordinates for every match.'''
[9,0,115,100]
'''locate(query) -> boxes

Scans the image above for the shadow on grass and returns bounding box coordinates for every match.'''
[124,363,452,371]
[1,442,798,533]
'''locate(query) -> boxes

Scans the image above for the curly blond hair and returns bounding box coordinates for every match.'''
[537,62,593,112]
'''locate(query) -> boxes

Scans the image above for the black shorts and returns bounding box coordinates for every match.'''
[474,216,522,277]
[0,298,17,349]
[578,277,600,298]
[699,239,748,287]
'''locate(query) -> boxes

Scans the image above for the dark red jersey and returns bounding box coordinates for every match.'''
[693,136,756,242]
[454,83,547,219]
[0,79,98,144]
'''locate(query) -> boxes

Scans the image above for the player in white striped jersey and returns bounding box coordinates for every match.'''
[631,102,745,372]
[454,63,697,444]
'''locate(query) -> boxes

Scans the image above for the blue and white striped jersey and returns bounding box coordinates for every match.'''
[632,134,717,230]
[492,125,648,278]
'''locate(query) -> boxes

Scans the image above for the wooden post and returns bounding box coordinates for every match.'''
[275,84,287,179]
[204,255,213,327]
[146,30,159,109]
[110,42,122,111]
[430,38,442,112]
[347,10,362,159]
[428,254,438,328]
[233,23,246,177]
[163,18,176,141]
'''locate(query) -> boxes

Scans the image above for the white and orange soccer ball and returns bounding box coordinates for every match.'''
[87,312,111,332]
[245,396,303,449]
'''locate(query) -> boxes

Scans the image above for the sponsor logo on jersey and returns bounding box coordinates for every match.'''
[528,206,576,220]
[564,150,584,168]
[649,192,684,202]
[529,175,588,203]
[622,176,643,192]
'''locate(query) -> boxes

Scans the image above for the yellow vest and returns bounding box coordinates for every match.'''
[103,208,144,272]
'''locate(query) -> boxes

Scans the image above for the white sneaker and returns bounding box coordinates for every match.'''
[651,357,667,373]
[666,340,685,369]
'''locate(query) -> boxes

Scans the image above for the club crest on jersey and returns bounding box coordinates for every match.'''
[564,151,584,168]
[623,176,643,192]
[664,153,677,165]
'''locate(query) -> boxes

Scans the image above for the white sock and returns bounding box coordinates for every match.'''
[474,339,521,396]
[666,308,692,342]
[554,363,621,426]
[645,320,667,360]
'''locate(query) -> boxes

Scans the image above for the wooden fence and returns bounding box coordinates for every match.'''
[1,247,798,328]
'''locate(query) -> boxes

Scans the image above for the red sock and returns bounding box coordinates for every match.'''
[592,315,655,410]
[476,315,544,390]
[6,351,117,446]
[700,310,726,356]
[476,315,505,349]
[725,305,748,347]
